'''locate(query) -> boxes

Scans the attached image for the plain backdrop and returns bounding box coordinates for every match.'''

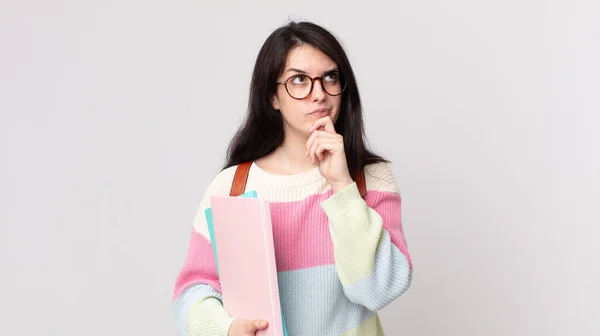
[1,0,599,335]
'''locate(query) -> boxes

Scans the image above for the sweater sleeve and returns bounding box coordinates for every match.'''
[320,162,413,311]
[172,169,236,336]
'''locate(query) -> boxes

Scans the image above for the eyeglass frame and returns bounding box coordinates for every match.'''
[276,71,348,100]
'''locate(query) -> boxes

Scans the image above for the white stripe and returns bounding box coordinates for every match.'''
[192,162,399,235]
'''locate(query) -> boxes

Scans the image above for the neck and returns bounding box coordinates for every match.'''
[276,130,316,174]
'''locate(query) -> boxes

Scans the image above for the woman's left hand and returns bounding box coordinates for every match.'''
[306,116,354,193]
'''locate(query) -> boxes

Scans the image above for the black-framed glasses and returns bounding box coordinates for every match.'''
[277,71,347,100]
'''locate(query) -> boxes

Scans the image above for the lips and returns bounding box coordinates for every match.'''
[310,108,330,116]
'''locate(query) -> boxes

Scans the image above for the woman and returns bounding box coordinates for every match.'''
[172,21,413,336]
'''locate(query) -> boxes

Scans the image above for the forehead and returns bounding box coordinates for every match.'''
[283,44,337,74]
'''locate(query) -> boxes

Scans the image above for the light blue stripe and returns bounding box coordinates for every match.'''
[172,284,222,336]
[343,230,412,311]
[277,265,376,336]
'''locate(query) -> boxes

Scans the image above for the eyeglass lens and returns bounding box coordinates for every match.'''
[285,72,344,99]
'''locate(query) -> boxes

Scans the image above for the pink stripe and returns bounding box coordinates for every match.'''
[270,190,412,272]
[270,192,335,272]
[172,229,221,302]
[172,189,413,300]
[367,192,413,269]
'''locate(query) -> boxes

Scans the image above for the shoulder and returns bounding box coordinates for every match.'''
[191,164,240,234]
[203,164,239,197]
[363,161,400,194]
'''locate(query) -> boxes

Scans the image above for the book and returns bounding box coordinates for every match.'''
[205,192,288,336]
[205,190,257,276]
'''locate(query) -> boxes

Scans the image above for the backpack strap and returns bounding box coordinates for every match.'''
[229,161,252,196]
[355,168,367,199]
[230,161,367,199]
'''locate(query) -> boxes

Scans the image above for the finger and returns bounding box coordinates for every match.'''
[307,130,338,155]
[310,116,335,133]
[316,141,339,162]
[314,130,340,140]
[309,136,322,164]
[252,319,268,330]
[316,143,325,162]
[305,130,320,156]
[307,131,324,163]
[309,131,343,164]
[244,320,256,333]
[243,320,256,333]
[310,116,334,133]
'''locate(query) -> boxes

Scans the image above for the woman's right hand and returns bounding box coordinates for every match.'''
[228,318,269,336]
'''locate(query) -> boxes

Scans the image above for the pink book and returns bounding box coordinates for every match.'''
[209,195,286,336]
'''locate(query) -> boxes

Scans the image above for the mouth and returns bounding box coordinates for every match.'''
[309,108,330,116]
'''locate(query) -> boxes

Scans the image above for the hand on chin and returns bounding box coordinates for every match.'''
[305,116,353,193]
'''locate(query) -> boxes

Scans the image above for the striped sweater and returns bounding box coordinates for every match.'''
[172,162,413,336]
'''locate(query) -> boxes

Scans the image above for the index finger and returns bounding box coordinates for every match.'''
[310,116,335,133]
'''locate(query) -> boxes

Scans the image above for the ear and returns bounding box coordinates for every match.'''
[271,94,280,111]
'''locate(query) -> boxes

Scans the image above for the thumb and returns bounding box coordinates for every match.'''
[246,319,268,332]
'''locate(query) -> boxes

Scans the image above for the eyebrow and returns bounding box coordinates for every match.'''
[284,67,339,75]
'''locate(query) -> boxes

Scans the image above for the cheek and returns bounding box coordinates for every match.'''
[331,97,343,121]
[279,99,304,121]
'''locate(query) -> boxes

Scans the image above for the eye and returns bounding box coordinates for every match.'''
[324,72,339,83]
[291,75,309,85]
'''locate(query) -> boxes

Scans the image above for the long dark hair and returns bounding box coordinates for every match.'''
[223,21,388,179]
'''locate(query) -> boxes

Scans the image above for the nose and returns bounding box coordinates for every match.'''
[310,78,326,101]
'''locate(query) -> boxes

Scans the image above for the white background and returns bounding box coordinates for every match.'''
[1,0,599,335]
